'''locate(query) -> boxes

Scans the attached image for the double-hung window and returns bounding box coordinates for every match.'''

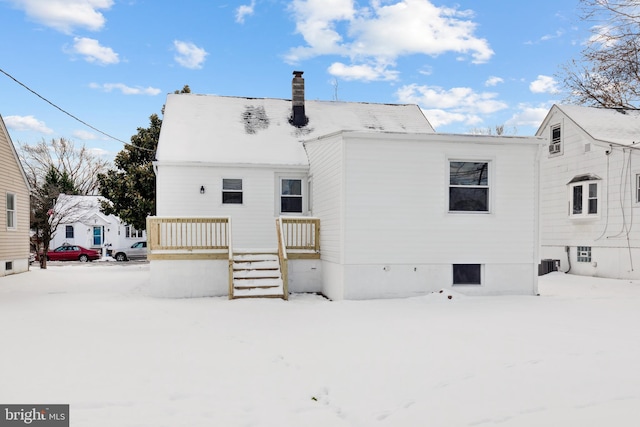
[568,175,599,218]
[222,179,243,204]
[65,225,74,239]
[6,193,16,229]
[449,161,489,212]
[281,178,303,213]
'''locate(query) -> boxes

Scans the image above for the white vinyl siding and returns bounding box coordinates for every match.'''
[154,164,308,248]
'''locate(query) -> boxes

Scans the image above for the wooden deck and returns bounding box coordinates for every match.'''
[147,216,320,299]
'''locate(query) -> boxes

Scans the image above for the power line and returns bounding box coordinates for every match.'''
[0,67,155,152]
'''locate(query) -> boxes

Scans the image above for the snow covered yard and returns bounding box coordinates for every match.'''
[1,265,640,427]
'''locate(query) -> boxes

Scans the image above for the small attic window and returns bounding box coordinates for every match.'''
[549,124,562,155]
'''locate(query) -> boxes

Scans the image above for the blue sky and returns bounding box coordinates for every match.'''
[0,0,589,160]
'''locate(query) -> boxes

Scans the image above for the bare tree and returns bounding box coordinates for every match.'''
[18,138,110,194]
[561,0,640,108]
[468,124,516,136]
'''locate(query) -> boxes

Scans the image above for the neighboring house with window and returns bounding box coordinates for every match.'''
[50,194,146,256]
[149,71,543,299]
[536,104,640,279]
[0,114,30,276]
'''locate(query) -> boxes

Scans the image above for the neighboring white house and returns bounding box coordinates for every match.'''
[51,194,146,255]
[149,71,544,299]
[537,104,640,279]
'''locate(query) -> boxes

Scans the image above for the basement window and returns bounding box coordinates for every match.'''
[577,246,592,263]
[453,264,482,285]
[5,261,12,271]
[222,179,243,204]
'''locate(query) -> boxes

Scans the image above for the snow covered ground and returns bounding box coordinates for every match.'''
[1,264,639,427]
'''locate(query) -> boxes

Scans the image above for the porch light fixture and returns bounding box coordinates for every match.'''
[200,186,205,194]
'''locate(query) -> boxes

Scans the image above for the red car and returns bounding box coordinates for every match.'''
[42,245,101,262]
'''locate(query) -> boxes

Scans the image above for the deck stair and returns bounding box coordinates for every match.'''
[231,251,285,299]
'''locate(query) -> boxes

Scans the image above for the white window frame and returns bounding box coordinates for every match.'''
[448,160,491,213]
[275,174,307,215]
[125,225,144,239]
[6,193,16,229]
[569,180,599,218]
[222,178,243,205]
[549,123,562,156]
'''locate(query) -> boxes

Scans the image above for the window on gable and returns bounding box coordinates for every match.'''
[549,124,562,155]
[453,264,482,285]
[449,161,489,212]
[125,225,144,238]
[222,179,243,204]
[65,225,74,239]
[6,193,16,229]
[568,174,600,217]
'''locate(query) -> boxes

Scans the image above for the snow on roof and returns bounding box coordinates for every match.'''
[555,104,640,146]
[55,194,114,224]
[156,94,435,165]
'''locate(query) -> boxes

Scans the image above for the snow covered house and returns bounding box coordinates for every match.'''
[51,194,146,256]
[537,104,640,279]
[0,114,30,276]
[149,71,544,299]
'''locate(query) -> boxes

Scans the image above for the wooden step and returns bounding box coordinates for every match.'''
[233,260,280,270]
[230,249,285,299]
[233,285,285,298]
[233,278,283,289]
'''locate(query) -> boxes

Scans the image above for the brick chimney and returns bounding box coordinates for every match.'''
[291,71,308,127]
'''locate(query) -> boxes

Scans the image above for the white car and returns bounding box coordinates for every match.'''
[113,241,147,261]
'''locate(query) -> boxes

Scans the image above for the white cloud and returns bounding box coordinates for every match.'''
[327,62,399,81]
[6,0,113,34]
[236,0,256,23]
[89,82,161,95]
[530,75,560,94]
[70,37,119,65]
[4,115,53,134]
[396,83,508,128]
[485,76,504,87]
[506,104,552,128]
[286,0,493,81]
[173,40,208,69]
[72,130,98,140]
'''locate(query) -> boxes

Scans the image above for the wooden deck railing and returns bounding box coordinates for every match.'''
[276,218,289,300]
[147,217,230,251]
[280,217,320,252]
